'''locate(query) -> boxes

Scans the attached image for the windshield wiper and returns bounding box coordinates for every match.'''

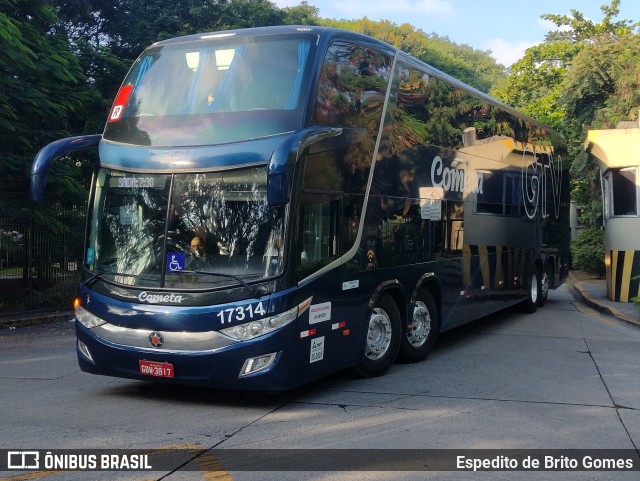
[82,270,152,287]
[180,270,262,298]
[82,271,105,287]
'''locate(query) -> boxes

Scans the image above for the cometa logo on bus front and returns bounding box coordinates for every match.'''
[138,291,184,304]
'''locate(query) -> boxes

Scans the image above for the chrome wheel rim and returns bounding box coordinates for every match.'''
[530,272,538,304]
[407,301,431,348]
[365,308,392,360]
[541,272,550,300]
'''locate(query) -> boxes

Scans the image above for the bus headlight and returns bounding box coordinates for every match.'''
[75,305,107,329]
[220,305,298,341]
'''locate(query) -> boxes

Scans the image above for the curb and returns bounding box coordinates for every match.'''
[568,278,640,327]
[0,310,74,329]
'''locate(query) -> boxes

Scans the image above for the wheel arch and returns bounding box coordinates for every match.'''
[533,256,544,277]
[410,273,442,333]
[369,280,408,324]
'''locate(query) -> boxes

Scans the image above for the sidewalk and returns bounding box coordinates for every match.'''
[569,273,640,326]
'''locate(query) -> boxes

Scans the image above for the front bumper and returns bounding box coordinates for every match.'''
[75,320,296,391]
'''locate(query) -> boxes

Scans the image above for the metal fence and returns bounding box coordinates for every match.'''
[0,200,85,315]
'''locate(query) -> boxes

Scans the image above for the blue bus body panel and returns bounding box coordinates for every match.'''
[75,284,306,391]
[98,135,288,172]
[77,285,277,332]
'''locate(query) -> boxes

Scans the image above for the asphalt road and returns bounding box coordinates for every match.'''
[1,284,639,480]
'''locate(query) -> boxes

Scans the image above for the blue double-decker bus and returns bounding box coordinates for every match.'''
[31,26,569,390]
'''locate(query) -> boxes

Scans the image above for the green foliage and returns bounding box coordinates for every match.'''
[419,33,507,93]
[493,41,580,131]
[560,31,640,230]
[495,1,640,235]
[0,0,94,219]
[563,34,640,128]
[216,0,285,30]
[542,0,638,43]
[570,227,606,276]
[569,151,603,227]
[282,1,320,25]
[495,0,639,129]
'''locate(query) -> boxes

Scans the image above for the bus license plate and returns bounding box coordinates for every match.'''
[139,360,174,378]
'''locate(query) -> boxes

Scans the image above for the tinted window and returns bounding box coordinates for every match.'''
[610,168,637,216]
[103,37,312,146]
[312,42,391,130]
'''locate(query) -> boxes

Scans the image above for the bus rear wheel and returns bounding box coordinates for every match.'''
[522,266,541,313]
[353,294,401,378]
[399,289,439,363]
[538,262,553,307]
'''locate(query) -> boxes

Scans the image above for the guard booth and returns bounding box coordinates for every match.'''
[586,125,640,302]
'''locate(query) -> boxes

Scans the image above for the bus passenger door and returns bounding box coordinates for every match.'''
[294,194,364,376]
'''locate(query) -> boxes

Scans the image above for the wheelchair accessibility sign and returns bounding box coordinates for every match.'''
[167,253,186,272]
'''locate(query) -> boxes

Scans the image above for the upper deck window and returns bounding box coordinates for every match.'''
[103,35,314,147]
[312,41,391,130]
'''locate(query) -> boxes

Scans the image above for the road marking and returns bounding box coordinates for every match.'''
[190,448,234,481]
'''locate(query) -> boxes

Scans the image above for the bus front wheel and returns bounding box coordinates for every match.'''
[399,289,439,363]
[353,294,401,378]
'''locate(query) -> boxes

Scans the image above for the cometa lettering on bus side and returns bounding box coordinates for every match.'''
[431,155,483,194]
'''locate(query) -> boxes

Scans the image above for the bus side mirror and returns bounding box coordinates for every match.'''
[31,134,102,201]
[267,128,365,205]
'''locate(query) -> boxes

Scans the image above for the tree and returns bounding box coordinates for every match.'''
[495,0,638,126]
[282,1,320,25]
[216,0,284,29]
[0,0,94,212]
[493,42,580,130]
[563,33,640,128]
[542,0,638,43]
[561,32,640,228]
[0,0,98,296]
[495,1,640,229]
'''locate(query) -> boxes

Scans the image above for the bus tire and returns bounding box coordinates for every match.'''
[399,289,439,363]
[353,294,401,378]
[522,266,540,313]
[538,262,553,307]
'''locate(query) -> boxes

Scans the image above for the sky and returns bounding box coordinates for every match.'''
[271,0,640,66]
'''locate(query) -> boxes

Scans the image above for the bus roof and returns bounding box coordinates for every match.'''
[148,25,561,139]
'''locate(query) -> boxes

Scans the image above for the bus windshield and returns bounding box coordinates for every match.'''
[103,36,312,146]
[86,167,286,289]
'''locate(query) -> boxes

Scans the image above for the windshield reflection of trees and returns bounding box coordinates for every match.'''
[171,169,284,280]
[101,184,168,285]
